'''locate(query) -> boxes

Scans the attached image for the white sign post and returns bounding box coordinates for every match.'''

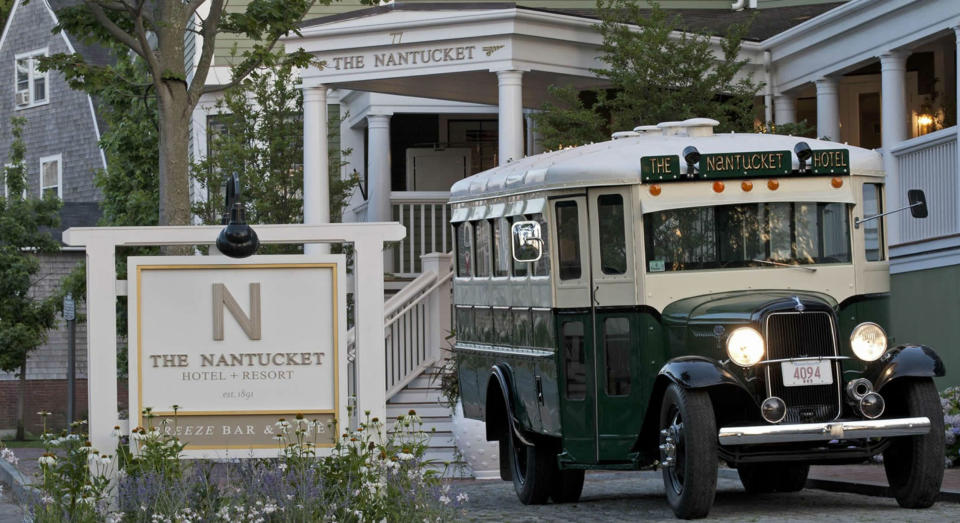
[62,224,404,456]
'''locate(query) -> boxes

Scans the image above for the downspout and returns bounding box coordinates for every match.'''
[764,50,774,131]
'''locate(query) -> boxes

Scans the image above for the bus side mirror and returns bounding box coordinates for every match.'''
[511,220,543,262]
[908,189,928,218]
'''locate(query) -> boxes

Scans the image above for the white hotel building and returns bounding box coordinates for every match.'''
[188,0,960,416]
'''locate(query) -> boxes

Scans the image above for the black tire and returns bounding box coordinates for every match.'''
[507,417,553,504]
[550,468,585,503]
[659,384,718,519]
[737,463,809,493]
[882,378,945,509]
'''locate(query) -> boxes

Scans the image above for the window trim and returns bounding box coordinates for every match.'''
[14,48,49,110]
[39,154,62,199]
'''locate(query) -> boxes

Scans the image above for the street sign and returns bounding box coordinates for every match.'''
[63,293,75,321]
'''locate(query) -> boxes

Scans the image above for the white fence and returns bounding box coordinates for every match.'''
[892,126,959,243]
[391,192,452,276]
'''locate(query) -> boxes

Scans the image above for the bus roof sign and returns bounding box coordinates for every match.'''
[640,148,851,183]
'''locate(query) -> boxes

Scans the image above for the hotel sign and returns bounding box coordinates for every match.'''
[321,41,507,73]
[128,256,347,454]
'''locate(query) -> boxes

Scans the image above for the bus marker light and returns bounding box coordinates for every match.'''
[768,179,780,190]
[649,184,662,196]
[741,181,753,192]
[831,177,843,188]
[713,181,725,193]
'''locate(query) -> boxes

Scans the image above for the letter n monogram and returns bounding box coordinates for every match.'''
[212,283,261,340]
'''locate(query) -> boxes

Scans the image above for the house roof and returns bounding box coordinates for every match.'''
[299,2,845,42]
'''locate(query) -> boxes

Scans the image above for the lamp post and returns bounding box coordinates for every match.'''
[216,174,260,258]
[64,293,76,428]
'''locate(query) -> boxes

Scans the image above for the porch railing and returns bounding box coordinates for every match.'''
[346,253,453,405]
[891,126,959,243]
[391,192,452,276]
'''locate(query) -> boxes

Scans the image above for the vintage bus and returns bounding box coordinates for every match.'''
[449,118,944,519]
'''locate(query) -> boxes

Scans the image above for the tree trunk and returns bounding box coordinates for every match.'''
[157,83,192,227]
[15,362,25,440]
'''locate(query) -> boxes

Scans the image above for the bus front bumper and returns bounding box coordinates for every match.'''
[717,416,931,445]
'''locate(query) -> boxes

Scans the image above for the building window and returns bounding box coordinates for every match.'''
[39,155,61,199]
[15,49,48,108]
[448,119,498,174]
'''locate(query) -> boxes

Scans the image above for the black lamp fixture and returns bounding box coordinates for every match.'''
[682,146,700,179]
[216,173,259,258]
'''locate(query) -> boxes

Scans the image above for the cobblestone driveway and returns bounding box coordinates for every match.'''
[455,471,960,522]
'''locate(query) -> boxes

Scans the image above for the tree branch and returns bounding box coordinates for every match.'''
[82,1,144,57]
[129,1,161,83]
[208,38,281,95]
[185,0,207,19]
[187,0,225,104]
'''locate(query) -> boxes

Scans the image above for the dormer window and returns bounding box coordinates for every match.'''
[15,49,48,109]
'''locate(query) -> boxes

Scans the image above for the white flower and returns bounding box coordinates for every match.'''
[278,462,288,472]
[1,448,18,466]
[397,452,414,461]
[263,503,277,514]
[38,454,57,466]
[439,495,451,505]
[457,492,469,503]
[41,495,54,505]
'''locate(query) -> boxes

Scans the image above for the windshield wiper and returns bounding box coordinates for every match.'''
[751,259,817,273]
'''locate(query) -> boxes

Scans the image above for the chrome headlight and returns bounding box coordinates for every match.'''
[726,327,765,367]
[850,322,887,361]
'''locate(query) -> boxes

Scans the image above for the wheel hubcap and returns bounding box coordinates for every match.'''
[660,410,685,493]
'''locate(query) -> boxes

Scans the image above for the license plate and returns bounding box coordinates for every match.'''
[781,360,833,387]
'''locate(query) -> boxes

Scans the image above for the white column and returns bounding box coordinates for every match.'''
[421,253,452,361]
[303,85,330,255]
[815,77,840,142]
[497,70,524,165]
[366,114,392,223]
[880,50,910,244]
[774,94,796,126]
[85,242,118,453]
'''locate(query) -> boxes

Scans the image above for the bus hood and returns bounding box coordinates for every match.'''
[661,290,839,328]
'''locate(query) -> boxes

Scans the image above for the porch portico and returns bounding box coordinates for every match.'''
[284,3,608,232]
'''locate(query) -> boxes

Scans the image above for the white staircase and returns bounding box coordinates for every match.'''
[386,366,466,474]
[347,253,465,474]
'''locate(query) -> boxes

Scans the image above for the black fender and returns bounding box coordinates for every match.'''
[659,356,744,389]
[867,344,945,391]
[484,363,521,443]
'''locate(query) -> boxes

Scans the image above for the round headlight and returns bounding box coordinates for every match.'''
[726,327,765,367]
[850,322,887,361]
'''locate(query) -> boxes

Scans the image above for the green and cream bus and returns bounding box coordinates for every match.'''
[449,118,944,519]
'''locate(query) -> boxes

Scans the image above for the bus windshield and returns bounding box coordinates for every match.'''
[643,202,851,272]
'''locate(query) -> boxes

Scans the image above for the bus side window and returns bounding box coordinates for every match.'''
[597,194,627,275]
[509,216,528,277]
[532,309,555,348]
[493,218,510,277]
[554,202,581,280]
[513,308,532,347]
[531,213,550,277]
[474,220,492,277]
[455,306,475,343]
[863,183,885,261]
[562,320,586,400]
[455,222,473,277]
[603,317,631,396]
[476,307,493,344]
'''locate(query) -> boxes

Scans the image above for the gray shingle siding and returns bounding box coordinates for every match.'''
[0,0,106,207]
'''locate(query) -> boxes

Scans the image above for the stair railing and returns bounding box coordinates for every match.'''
[346,253,453,410]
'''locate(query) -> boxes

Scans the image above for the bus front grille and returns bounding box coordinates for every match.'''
[764,311,841,424]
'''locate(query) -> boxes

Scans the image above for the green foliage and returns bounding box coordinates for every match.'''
[942,386,960,467]
[762,119,817,139]
[0,117,61,375]
[191,50,359,254]
[23,410,463,522]
[534,1,760,148]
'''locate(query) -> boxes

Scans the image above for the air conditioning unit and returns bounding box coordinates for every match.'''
[15,91,29,106]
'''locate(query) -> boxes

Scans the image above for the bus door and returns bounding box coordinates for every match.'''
[554,189,640,464]
[587,188,641,462]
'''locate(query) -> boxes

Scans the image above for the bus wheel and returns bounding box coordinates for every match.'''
[507,417,552,504]
[882,378,944,508]
[737,462,809,493]
[659,384,717,519]
[550,468,585,503]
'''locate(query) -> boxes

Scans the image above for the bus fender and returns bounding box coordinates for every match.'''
[658,356,744,390]
[484,364,531,444]
[867,345,945,391]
